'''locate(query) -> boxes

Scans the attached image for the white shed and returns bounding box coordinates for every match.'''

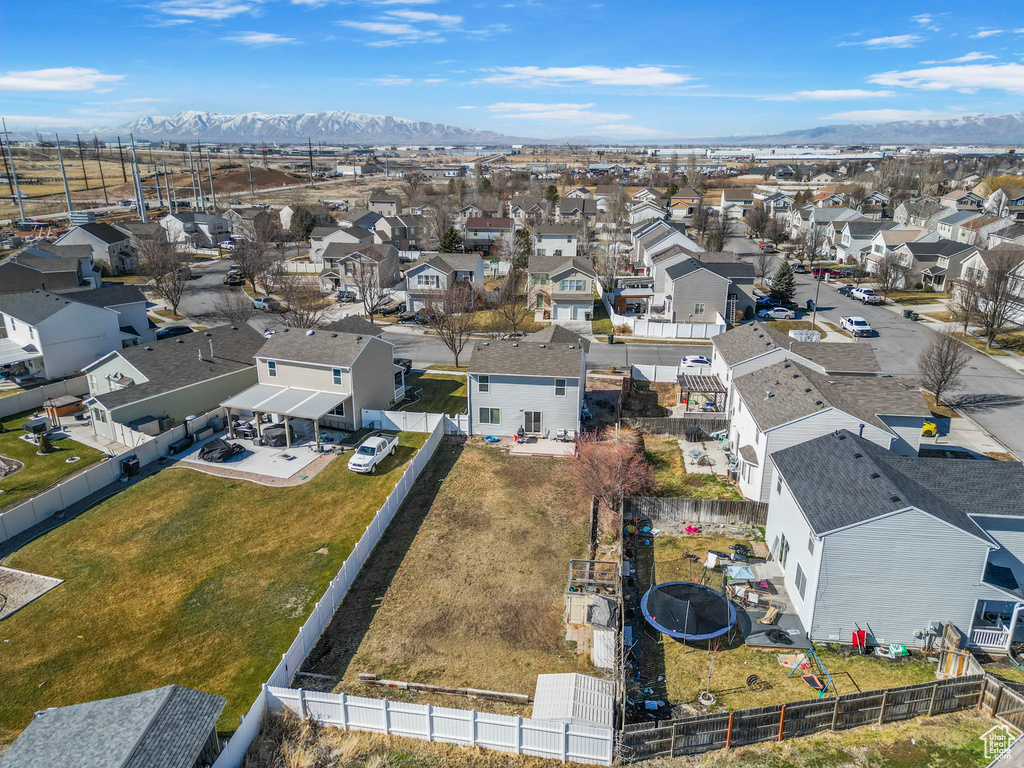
[531,673,614,729]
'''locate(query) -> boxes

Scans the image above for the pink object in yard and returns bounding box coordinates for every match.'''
[685,525,702,534]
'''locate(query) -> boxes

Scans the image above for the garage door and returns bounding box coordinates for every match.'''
[554,305,571,320]
[572,304,588,320]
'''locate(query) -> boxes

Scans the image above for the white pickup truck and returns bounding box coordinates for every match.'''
[347,434,398,474]
[850,287,883,305]
[840,316,874,337]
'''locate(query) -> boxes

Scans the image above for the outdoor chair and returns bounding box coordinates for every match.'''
[758,606,780,625]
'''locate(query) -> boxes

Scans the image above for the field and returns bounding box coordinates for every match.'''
[400,372,468,415]
[300,440,597,713]
[0,431,426,744]
[0,412,105,509]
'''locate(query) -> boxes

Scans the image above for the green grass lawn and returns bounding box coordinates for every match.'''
[591,295,613,336]
[0,412,105,509]
[645,438,743,500]
[887,291,951,305]
[466,309,547,335]
[0,431,427,744]
[401,372,468,415]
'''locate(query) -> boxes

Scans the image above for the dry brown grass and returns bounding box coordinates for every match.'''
[303,442,596,711]
[921,391,961,420]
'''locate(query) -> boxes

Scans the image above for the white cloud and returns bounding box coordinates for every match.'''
[821,108,958,122]
[486,102,631,123]
[479,65,691,87]
[153,0,258,20]
[339,19,443,44]
[912,14,941,31]
[839,34,921,48]
[592,124,669,137]
[971,29,1005,38]
[869,63,1024,94]
[2,115,93,128]
[224,31,295,44]
[372,75,414,85]
[384,9,461,26]
[764,89,895,101]
[922,51,997,64]
[457,105,477,109]
[423,77,447,83]
[0,67,125,92]
[371,0,440,4]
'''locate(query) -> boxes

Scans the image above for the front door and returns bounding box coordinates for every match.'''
[524,411,542,434]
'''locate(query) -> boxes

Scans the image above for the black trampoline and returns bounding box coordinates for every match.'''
[641,581,736,641]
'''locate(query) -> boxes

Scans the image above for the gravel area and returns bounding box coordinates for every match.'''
[0,567,62,621]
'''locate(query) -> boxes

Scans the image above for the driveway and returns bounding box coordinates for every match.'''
[176,258,238,325]
[790,274,1024,457]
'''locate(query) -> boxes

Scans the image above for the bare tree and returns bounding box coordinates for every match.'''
[793,223,827,265]
[752,249,775,286]
[684,153,701,190]
[594,239,623,294]
[918,330,970,407]
[763,216,786,246]
[231,236,277,293]
[977,250,1023,347]
[212,291,258,326]
[424,283,475,367]
[744,204,771,240]
[274,272,332,329]
[874,252,909,298]
[424,197,455,247]
[567,428,653,532]
[351,257,393,325]
[704,213,736,251]
[399,172,426,201]
[491,269,531,337]
[137,239,193,315]
[690,199,713,242]
[950,276,982,336]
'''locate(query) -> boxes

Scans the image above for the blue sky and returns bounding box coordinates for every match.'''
[2,0,1024,139]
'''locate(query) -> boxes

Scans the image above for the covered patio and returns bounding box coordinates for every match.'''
[222,383,352,452]
[678,373,726,413]
[0,338,45,384]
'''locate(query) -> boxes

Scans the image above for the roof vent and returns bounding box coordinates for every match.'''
[355,335,363,342]
[764,390,773,400]
[512,342,518,347]
[231,326,238,330]
[177,339,185,343]
[539,344,546,348]
[305,329,315,336]
[204,332,212,337]
[804,388,811,393]
[331,333,338,338]
[853,452,862,458]
[890,495,901,503]
[144,346,153,351]
[815,400,823,406]
[870,472,881,479]
[483,341,489,346]
[569,344,575,349]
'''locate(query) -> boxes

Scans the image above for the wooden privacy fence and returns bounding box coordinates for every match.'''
[624,415,728,438]
[619,676,985,760]
[624,497,768,527]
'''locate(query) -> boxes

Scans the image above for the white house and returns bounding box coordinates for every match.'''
[467,336,587,438]
[528,255,597,320]
[532,224,579,258]
[159,212,230,249]
[309,226,373,262]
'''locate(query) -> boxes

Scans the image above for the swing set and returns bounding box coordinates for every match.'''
[786,647,837,698]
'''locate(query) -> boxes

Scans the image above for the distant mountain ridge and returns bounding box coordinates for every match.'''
[107,110,519,144]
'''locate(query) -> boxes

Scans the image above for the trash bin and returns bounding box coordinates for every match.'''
[911,311,919,321]
[806,299,815,311]
[585,310,592,321]
[902,309,913,319]
[608,333,615,344]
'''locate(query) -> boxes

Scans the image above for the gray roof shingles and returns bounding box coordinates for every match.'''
[711,323,880,373]
[468,340,583,378]
[257,327,382,367]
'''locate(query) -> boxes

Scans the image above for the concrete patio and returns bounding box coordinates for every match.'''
[509,438,576,458]
[677,437,730,475]
[177,431,336,480]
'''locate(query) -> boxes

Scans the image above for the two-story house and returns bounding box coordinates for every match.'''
[935,210,982,241]
[892,239,974,291]
[508,196,549,225]
[864,226,939,274]
[835,220,895,262]
[374,215,427,251]
[940,190,985,211]
[661,254,755,325]
[83,325,264,442]
[556,198,599,224]
[405,253,485,312]
[717,188,755,219]
[54,223,135,275]
[767,430,1024,654]
[318,243,400,295]
[0,246,101,293]
[279,204,333,231]
[159,212,230,249]
[632,220,702,275]
[528,255,597,320]
[630,199,668,225]
[957,215,1014,248]
[310,226,373,262]
[368,194,403,217]
[728,359,929,502]
[893,197,947,229]
[222,327,403,439]
[669,187,703,220]
[464,217,515,256]
[467,337,586,438]
[222,206,278,240]
[954,245,1024,325]
[532,224,579,258]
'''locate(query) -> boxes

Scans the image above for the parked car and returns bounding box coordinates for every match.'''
[377,299,406,316]
[681,355,712,368]
[840,316,874,337]
[155,325,194,340]
[227,264,243,275]
[347,434,398,474]
[758,307,797,320]
[396,310,418,323]
[252,296,286,312]
[219,239,236,250]
[336,290,358,303]
[394,357,413,374]
[850,287,883,305]
[793,263,808,273]
[223,275,244,286]
[837,285,855,297]
[198,438,244,463]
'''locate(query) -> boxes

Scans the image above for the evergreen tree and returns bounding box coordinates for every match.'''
[544,184,560,205]
[513,227,532,269]
[769,262,796,305]
[289,206,316,241]
[665,182,679,197]
[479,177,492,194]
[438,227,463,253]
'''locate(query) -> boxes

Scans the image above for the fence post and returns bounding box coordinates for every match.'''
[384,699,391,735]
[831,697,841,731]
[725,712,733,749]
[426,704,433,742]
[928,682,939,716]
[515,715,522,754]
[669,721,678,758]
[341,693,349,731]
[562,721,569,763]
[992,682,1004,718]
[777,704,786,741]
[471,709,478,746]
[878,690,888,724]
[298,688,307,719]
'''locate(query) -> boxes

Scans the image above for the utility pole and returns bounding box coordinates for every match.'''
[163,162,174,214]
[116,137,128,182]
[153,163,163,208]
[1,118,27,221]
[55,133,74,214]
[129,133,147,223]
[93,136,110,206]
[0,129,13,198]
[205,150,217,208]
[247,161,255,203]
[75,134,91,191]
[308,137,314,186]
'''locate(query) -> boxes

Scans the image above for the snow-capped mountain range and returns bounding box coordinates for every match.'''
[107,110,518,144]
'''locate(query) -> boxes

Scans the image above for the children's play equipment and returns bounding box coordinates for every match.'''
[786,647,837,698]
[641,581,736,641]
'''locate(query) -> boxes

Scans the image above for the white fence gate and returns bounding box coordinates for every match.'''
[0,377,90,419]
[265,687,614,766]
[212,421,446,768]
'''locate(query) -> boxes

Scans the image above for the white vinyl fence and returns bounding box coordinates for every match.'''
[265,687,614,766]
[212,420,446,768]
[598,286,726,340]
[0,409,225,545]
[0,377,90,419]
[631,364,682,383]
[361,410,469,436]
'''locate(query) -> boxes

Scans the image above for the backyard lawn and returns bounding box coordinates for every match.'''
[651,533,936,712]
[302,441,597,713]
[400,372,468,415]
[646,438,743,500]
[0,431,427,744]
[0,412,106,509]
[591,298,613,336]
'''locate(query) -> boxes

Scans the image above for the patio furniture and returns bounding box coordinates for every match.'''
[758,606,780,625]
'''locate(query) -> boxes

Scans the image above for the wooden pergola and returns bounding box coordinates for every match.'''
[678,374,726,413]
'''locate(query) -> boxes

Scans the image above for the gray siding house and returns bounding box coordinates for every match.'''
[662,256,755,324]
[467,338,586,438]
[768,430,1024,653]
[405,253,485,312]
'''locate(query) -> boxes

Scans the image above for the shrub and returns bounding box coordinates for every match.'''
[614,323,633,335]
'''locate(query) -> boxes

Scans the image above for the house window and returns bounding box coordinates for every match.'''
[536,294,544,309]
[560,279,585,291]
[330,402,345,417]
[479,407,500,424]
[794,564,807,599]
[694,303,705,315]
[807,535,815,556]
[478,375,489,393]
[554,378,566,397]
[416,274,440,288]
[333,368,343,386]
[92,408,107,424]
[776,477,782,495]
[394,371,403,388]
[776,532,790,568]
[267,360,277,378]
